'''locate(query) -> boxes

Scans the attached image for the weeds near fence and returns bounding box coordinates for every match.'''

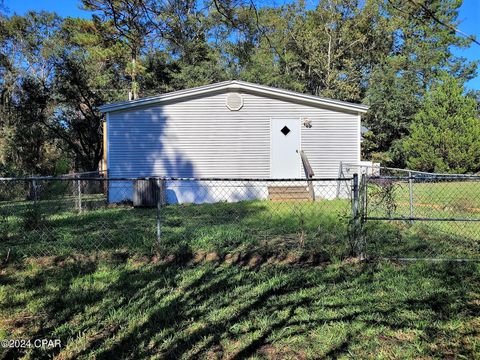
[368,178,398,217]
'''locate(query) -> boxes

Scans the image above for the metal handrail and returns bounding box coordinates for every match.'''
[298,150,314,178]
[298,150,315,201]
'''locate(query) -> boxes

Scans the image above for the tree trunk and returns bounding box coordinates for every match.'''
[131,50,138,100]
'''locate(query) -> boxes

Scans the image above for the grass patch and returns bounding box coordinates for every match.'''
[0,189,478,358]
[0,256,478,359]
[0,189,478,261]
[0,198,352,260]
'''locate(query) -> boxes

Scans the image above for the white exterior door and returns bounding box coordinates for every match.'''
[270,118,301,178]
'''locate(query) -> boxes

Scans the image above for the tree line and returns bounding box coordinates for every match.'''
[0,0,479,176]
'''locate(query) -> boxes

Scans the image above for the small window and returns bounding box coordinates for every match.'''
[281,126,291,136]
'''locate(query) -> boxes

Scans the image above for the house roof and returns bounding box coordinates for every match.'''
[99,80,369,114]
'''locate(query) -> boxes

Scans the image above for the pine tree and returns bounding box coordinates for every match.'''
[403,74,480,173]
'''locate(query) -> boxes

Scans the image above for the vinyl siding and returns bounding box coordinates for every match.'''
[107,91,360,179]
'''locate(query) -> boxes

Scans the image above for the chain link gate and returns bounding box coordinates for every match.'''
[358,172,480,261]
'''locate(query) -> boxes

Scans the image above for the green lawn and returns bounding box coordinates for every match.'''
[0,254,478,359]
[1,187,478,261]
[372,180,480,220]
[0,198,352,260]
[0,193,479,358]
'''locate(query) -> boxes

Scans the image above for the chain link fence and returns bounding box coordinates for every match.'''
[2,168,478,263]
[344,164,480,261]
[0,177,353,261]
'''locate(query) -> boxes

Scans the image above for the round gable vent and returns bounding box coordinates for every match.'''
[226,93,243,111]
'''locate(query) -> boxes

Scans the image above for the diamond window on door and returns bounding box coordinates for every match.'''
[281,126,290,136]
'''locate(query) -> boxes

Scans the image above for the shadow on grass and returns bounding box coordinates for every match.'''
[1,256,479,359]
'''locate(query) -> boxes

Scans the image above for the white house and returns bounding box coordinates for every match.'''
[99,80,368,204]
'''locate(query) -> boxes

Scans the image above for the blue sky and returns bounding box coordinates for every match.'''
[4,0,480,90]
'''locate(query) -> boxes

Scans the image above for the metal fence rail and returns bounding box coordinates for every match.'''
[0,177,353,260]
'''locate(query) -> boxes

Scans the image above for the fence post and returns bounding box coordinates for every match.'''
[77,179,82,213]
[360,173,367,259]
[408,171,414,224]
[156,178,162,247]
[352,173,362,257]
[362,173,368,217]
[336,161,343,199]
[32,179,37,202]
